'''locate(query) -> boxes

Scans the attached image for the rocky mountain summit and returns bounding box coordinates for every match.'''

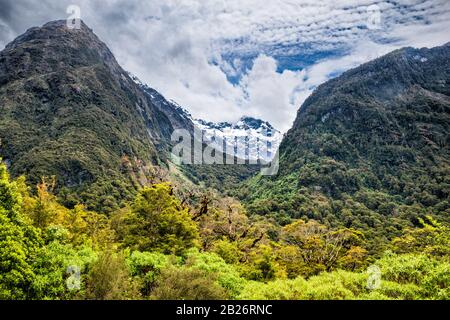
[0,20,178,210]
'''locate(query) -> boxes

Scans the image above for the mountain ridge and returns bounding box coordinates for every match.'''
[0,20,178,211]
[129,73,283,162]
[0,19,280,211]
[241,42,450,252]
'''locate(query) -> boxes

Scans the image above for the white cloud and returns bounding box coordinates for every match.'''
[237,55,305,131]
[0,0,449,132]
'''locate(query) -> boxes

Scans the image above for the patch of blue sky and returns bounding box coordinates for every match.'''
[208,52,253,84]
[274,48,348,73]
[215,42,349,84]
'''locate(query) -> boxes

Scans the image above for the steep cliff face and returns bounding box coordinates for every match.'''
[129,73,195,134]
[243,43,450,250]
[0,20,176,210]
[282,43,450,182]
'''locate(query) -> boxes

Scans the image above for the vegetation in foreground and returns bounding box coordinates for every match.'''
[1,159,448,300]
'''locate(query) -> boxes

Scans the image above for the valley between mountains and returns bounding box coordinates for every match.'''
[0,20,448,300]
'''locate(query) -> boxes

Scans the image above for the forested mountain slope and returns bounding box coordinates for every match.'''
[242,43,450,251]
[0,20,448,301]
[0,21,181,211]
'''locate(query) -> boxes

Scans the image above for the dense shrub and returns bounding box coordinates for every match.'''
[150,267,228,300]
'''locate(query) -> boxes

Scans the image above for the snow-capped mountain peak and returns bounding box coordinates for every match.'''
[128,72,282,162]
[193,116,282,162]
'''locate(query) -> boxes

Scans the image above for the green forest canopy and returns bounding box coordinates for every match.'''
[0,159,448,300]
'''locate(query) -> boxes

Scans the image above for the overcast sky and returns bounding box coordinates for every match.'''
[1,0,449,131]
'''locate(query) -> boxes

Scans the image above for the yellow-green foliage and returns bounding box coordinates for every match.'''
[85,250,141,300]
[126,251,171,296]
[392,216,450,257]
[183,249,246,299]
[0,161,41,299]
[149,267,228,300]
[237,253,449,300]
[377,252,450,299]
[238,278,308,300]
[0,162,448,300]
[277,219,367,277]
[122,183,199,255]
[31,242,97,299]
[239,244,287,281]
[211,239,243,265]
